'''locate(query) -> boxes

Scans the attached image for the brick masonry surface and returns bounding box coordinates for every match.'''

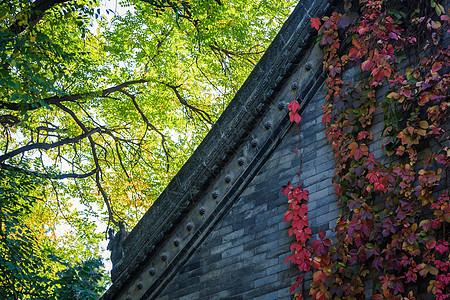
[111,47,448,300]
[158,86,339,300]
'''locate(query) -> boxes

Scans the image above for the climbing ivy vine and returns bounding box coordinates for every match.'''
[284,0,449,299]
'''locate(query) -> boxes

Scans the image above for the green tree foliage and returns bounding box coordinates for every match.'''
[0,0,295,226]
[53,258,107,299]
[0,164,107,299]
[0,165,53,299]
[0,0,296,296]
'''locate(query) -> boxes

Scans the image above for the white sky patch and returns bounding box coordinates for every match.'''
[90,0,135,33]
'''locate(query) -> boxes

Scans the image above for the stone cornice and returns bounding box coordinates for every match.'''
[102,0,334,298]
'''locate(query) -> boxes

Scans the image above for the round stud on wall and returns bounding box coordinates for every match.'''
[237,157,245,166]
[186,223,194,231]
[277,101,286,110]
[305,62,312,71]
[251,139,258,148]
[199,207,206,215]
[173,239,180,247]
[161,253,168,261]
[149,268,156,276]
[137,282,143,289]
[264,121,272,130]
[224,175,231,183]
[136,253,145,264]
[291,81,298,90]
[212,190,219,199]
[126,295,132,300]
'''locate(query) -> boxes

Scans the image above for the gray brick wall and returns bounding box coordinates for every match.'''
[154,54,448,300]
[158,87,339,299]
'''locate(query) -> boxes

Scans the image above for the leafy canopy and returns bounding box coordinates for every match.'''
[0,0,296,296]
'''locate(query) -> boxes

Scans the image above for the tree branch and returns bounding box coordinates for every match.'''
[115,142,131,179]
[0,163,97,180]
[195,56,226,96]
[209,42,261,66]
[0,114,20,128]
[0,128,100,162]
[120,89,172,171]
[0,79,150,112]
[6,0,70,36]
[162,82,213,125]
[209,43,264,57]
[56,102,120,226]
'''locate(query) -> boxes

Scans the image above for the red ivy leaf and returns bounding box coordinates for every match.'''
[282,184,290,196]
[373,257,384,270]
[432,61,442,72]
[361,59,374,71]
[289,282,299,294]
[366,172,379,184]
[289,112,301,123]
[322,112,332,124]
[297,230,309,243]
[436,241,449,255]
[353,149,364,161]
[348,141,358,149]
[289,100,301,112]
[389,32,398,40]
[311,239,329,256]
[284,210,293,222]
[311,17,321,30]
[318,230,326,240]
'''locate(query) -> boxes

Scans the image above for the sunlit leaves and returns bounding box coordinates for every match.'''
[1,0,300,295]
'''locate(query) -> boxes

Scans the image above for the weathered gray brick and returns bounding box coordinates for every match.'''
[316,209,341,226]
[222,245,244,259]
[309,185,333,201]
[223,228,244,243]
[210,241,232,255]
[254,274,278,288]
